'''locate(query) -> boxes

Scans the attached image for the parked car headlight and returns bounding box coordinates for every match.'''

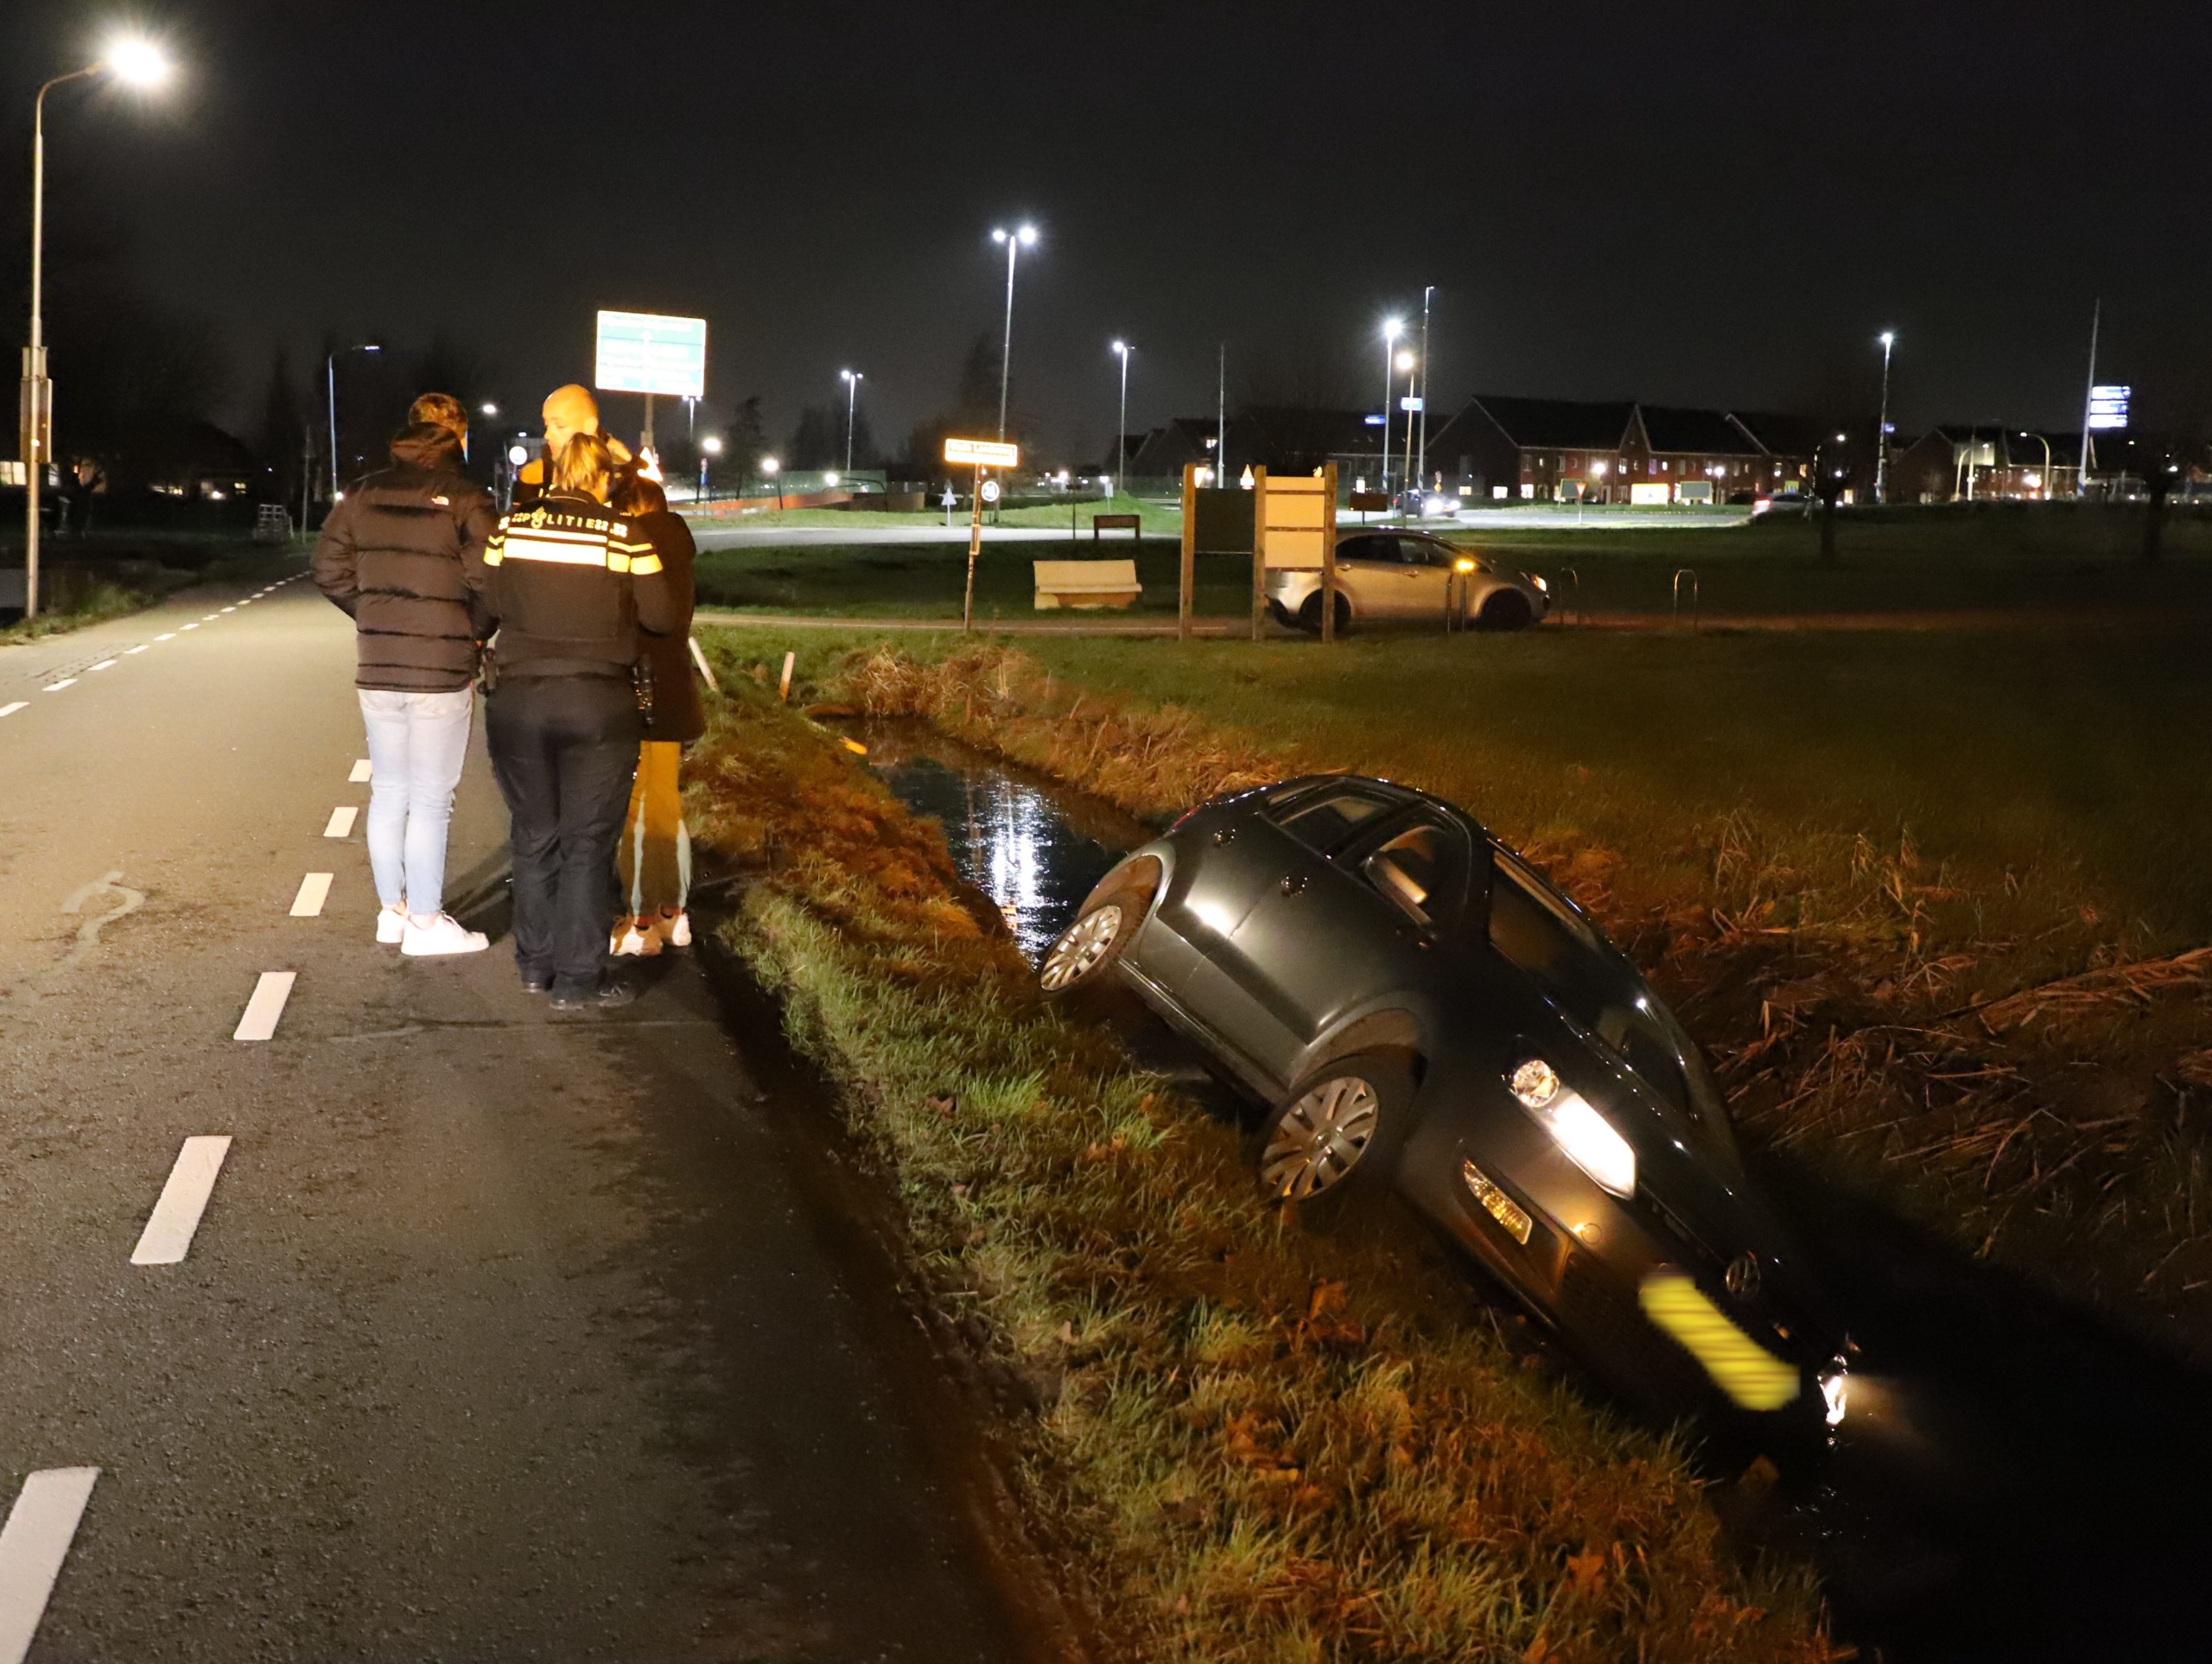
[1509,1059,1637,1197]
[1819,1362,1849,1427]
[1530,573,1548,594]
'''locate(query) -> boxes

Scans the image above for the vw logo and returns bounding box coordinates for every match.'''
[1724,1252,1761,1299]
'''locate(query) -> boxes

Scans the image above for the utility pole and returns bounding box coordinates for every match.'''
[1215,343,1227,486]
[1874,331,1896,505]
[1414,285,1434,493]
[1378,317,1402,499]
[2076,298,2101,500]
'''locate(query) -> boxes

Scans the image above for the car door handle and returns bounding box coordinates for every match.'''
[1281,873,1308,896]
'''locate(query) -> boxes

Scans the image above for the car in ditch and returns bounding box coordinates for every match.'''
[1038,772,1849,1447]
[1264,530,1550,633]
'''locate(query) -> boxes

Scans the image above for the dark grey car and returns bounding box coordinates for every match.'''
[1039,774,1849,1445]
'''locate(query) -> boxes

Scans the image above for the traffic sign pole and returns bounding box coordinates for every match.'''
[963,466,984,632]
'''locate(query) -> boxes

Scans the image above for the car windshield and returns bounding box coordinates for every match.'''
[1486,849,1733,1146]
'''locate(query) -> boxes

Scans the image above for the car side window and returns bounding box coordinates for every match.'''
[1360,817,1469,927]
[1396,539,1444,568]
[1488,852,1611,1010]
[1336,535,1389,565]
[1272,790,1390,854]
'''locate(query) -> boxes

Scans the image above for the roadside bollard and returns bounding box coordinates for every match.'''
[779,651,795,702]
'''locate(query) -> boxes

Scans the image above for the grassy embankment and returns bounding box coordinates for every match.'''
[691,502,2212,624]
[694,559,2212,1362]
[0,534,285,642]
[682,664,1838,1663]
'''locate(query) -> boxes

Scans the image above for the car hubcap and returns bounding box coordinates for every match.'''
[1039,905,1123,990]
[1260,1076,1380,1200]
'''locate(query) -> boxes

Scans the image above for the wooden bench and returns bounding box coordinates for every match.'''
[1092,512,1141,541]
[1033,558,1141,610]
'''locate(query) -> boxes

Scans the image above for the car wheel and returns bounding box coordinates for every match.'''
[1038,880,1149,993]
[1297,591,1353,636]
[1249,1051,1414,1211]
[1477,591,1534,632]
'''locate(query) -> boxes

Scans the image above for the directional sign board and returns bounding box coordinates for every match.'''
[594,311,708,399]
[944,437,1020,467]
[2087,384,2132,431]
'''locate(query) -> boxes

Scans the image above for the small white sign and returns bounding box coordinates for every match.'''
[594,310,708,399]
[1399,396,1424,412]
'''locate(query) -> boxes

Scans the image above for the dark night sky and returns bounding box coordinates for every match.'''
[4,0,2208,462]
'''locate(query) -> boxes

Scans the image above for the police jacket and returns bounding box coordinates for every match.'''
[478,491,677,681]
[311,425,496,692]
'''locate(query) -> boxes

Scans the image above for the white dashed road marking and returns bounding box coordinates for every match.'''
[290,873,334,917]
[219,607,235,614]
[348,759,372,783]
[0,1465,99,1664]
[232,971,296,1042]
[0,703,24,720]
[180,623,198,632]
[130,1136,233,1266]
[41,680,74,694]
[86,660,117,673]
[322,807,357,838]
[124,645,148,655]
[155,632,175,641]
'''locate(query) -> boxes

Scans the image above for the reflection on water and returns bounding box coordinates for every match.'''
[868,743,1131,960]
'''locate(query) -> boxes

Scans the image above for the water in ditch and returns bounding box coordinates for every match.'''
[858,719,2212,1663]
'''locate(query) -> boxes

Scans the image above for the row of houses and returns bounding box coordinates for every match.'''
[1116,397,2175,505]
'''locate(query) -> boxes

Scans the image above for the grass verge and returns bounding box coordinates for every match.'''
[0,578,161,642]
[695,625,2212,1366]
[683,670,1840,1663]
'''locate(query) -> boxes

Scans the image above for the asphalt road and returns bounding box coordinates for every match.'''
[0,575,1015,1661]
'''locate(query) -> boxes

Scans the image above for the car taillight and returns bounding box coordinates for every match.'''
[1169,805,1202,833]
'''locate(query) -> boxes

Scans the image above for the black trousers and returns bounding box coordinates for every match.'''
[486,675,641,990]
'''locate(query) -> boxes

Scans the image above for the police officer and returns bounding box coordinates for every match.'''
[478,430,676,1009]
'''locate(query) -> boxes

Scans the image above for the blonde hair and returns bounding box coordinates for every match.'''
[407,392,468,437]
[552,431,615,500]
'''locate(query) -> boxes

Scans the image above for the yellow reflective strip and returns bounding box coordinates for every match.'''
[1637,1270,1800,1411]
[630,553,663,575]
[482,547,503,565]
[499,533,611,567]
[607,551,631,574]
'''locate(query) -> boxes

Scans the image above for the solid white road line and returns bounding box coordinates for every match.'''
[322,806,357,838]
[0,704,25,720]
[124,645,148,655]
[130,1136,233,1266]
[86,660,117,673]
[232,971,296,1042]
[0,1466,99,1664]
[155,632,175,641]
[289,873,333,917]
[41,680,74,694]
[348,759,372,783]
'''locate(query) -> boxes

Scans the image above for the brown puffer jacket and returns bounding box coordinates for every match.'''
[311,425,498,691]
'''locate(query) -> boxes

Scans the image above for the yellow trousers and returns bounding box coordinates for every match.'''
[618,740,690,915]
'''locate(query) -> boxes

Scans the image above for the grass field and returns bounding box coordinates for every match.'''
[690,503,2212,623]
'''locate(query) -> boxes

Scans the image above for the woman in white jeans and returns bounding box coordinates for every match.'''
[310,395,499,956]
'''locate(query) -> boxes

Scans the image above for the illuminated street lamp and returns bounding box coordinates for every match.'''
[1378,316,1404,498]
[326,343,381,508]
[1874,330,1897,504]
[1110,340,1132,506]
[839,369,863,475]
[988,224,1039,441]
[760,454,782,511]
[2018,429,2051,499]
[480,403,499,417]
[20,32,174,618]
[698,434,722,503]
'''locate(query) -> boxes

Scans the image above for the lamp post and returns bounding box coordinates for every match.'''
[698,435,721,505]
[1378,316,1403,499]
[1874,331,1896,505]
[1414,284,1434,493]
[2018,429,2051,499]
[325,343,381,510]
[761,454,781,511]
[839,369,862,475]
[988,224,1038,441]
[21,35,173,619]
[1394,349,1417,520]
[1110,340,1132,506]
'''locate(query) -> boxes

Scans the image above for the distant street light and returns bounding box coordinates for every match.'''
[326,344,382,509]
[760,454,782,511]
[1110,340,1132,505]
[839,369,863,475]
[480,403,499,417]
[988,224,1039,441]
[1394,349,1417,519]
[2018,429,2051,499]
[20,33,175,618]
[698,434,722,504]
[1378,316,1404,498]
[1874,331,1897,504]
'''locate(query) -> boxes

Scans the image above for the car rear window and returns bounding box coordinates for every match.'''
[1273,790,1390,853]
[1362,819,1468,927]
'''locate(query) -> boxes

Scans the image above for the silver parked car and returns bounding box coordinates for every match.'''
[1039,773,1848,1446]
[1266,530,1550,633]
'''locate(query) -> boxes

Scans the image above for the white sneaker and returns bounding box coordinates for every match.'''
[376,905,407,945]
[401,912,489,956]
[611,918,661,956]
[662,909,692,949]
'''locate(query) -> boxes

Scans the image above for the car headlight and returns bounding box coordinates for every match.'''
[1509,1059,1637,1197]
[1531,574,1548,594]
[1819,1362,1849,1427]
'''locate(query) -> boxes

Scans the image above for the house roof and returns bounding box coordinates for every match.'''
[1456,395,1636,451]
[1726,410,1829,458]
[1637,404,1761,456]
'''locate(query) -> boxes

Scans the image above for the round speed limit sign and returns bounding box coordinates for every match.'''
[979,478,1002,504]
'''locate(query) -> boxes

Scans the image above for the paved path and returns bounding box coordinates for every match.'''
[0,577,1014,1660]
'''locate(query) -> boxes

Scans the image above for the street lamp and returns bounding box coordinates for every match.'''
[480,403,499,417]
[1394,349,1417,518]
[988,224,1038,441]
[326,344,382,509]
[20,33,174,619]
[698,435,722,504]
[1874,330,1897,505]
[839,369,863,476]
[2018,430,2051,499]
[760,454,782,511]
[1378,316,1403,499]
[1110,340,1132,506]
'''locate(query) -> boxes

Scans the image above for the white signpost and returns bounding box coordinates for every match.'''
[944,436,1020,631]
[594,310,707,448]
